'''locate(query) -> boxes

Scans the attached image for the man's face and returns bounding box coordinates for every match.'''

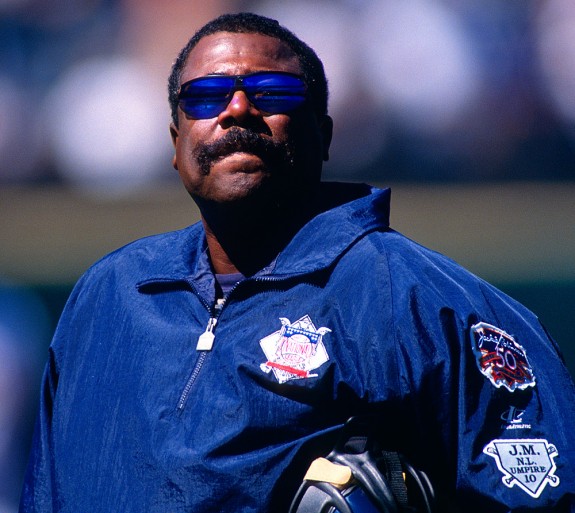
[170,32,332,206]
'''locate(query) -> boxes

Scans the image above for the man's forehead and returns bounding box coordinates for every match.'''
[182,31,301,81]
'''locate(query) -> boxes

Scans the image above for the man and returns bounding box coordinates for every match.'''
[21,12,575,513]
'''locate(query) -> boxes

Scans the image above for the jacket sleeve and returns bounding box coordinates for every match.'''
[18,270,90,513]
[393,276,575,512]
[19,347,59,513]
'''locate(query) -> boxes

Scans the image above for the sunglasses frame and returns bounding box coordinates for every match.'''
[177,71,308,119]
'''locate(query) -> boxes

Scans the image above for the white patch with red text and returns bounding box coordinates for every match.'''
[259,315,330,384]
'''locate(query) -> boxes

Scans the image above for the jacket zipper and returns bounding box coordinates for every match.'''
[176,299,225,411]
[175,275,290,411]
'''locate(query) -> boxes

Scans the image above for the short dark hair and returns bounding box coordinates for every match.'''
[168,12,329,126]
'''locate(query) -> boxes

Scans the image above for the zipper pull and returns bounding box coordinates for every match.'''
[196,317,217,351]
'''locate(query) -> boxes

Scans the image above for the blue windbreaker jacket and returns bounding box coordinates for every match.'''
[21,184,575,512]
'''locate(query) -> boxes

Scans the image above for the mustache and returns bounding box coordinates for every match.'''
[193,127,294,175]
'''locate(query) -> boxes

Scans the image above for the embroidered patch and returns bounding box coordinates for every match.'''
[471,322,536,392]
[483,438,560,498]
[259,315,330,384]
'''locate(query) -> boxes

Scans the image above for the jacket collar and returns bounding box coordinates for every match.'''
[136,183,390,289]
[272,183,390,276]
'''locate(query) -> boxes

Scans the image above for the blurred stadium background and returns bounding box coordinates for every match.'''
[1,0,574,510]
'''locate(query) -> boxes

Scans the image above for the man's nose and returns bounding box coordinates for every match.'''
[217,90,262,127]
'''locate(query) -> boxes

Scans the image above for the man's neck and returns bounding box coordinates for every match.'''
[199,195,318,276]
[201,214,306,276]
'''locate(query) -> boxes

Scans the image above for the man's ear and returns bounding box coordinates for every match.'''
[320,115,333,162]
[169,122,179,170]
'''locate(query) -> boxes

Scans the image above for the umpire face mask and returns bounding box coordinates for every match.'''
[288,418,436,513]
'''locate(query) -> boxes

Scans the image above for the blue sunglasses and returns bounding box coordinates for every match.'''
[177,71,307,119]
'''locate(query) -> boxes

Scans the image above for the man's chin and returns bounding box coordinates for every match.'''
[192,171,275,207]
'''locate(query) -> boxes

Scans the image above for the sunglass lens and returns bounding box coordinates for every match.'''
[179,97,227,119]
[178,76,234,119]
[246,73,306,114]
